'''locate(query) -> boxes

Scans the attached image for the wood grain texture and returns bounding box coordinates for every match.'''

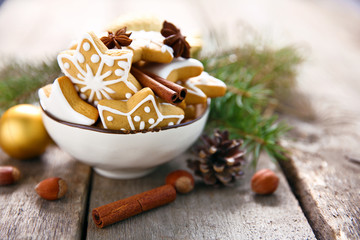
[0,145,91,239]
[86,153,315,240]
[1,0,360,239]
[280,147,360,240]
[271,0,360,238]
[280,103,360,240]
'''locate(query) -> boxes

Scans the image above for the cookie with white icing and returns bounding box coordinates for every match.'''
[141,57,203,82]
[58,32,141,105]
[125,30,174,63]
[182,80,207,105]
[186,72,226,98]
[178,71,227,105]
[38,76,99,125]
[98,87,184,131]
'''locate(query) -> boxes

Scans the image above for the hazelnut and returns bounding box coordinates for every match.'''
[35,177,68,200]
[166,170,195,194]
[0,166,20,185]
[251,169,279,195]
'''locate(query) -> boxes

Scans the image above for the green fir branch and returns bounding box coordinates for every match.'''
[0,58,61,111]
[0,44,302,167]
[201,45,302,166]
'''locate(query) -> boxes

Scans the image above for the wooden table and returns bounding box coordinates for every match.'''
[0,0,359,239]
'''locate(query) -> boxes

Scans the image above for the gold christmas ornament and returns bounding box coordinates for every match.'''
[0,104,51,159]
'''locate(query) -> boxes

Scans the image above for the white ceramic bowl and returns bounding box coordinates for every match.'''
[41,101,209,179]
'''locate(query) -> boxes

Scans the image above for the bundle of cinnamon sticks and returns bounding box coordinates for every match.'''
[130,67,187,104]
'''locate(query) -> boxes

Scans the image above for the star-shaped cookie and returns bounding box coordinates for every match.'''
[125,30,174,63]
[38,76,99,125]
[97,87,184,131]
[185,72,226,99]
[141,57,203,82]
[58,32,141,105]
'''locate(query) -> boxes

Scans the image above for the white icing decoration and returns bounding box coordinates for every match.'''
[144,106,151,113]
[57,32,138,103]
[38,78,95,125]
[120,128,126,131]
[76,52,85,63]
[118,61,129,69]
[139,121,145,130]
[148,118,155,124]
[83,42,90,51]
[185,80,207,98]
[143,57,203,80]
[134,116,141,122]
[103,58,114,67]
[91,54,100,63]
[74,85,79,91]
[98,94,184,130]
[64,62,70,69]
[168,122,174,126]
[80,93,87,100]
[125,93,132,99]
[107,116,113,121]
[94,100,99,106]
[185,71,226,98]
[190,72,227,87]
[130,31,174,57]
[161,45,174,55]
[115,69,124,76]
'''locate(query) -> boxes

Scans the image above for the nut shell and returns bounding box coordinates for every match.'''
[251,169,279,195]
[166,170,194,194]
[35,177,68,200]
[0,166,20,185]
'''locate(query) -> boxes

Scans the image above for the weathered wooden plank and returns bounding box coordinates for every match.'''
[279,103,360,240]
[270,0,360,238]
[86,152,315,239]
[280,146,360,240]
[0,145,91,239]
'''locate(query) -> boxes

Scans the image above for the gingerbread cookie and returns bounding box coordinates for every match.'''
[182,80,207,104]
[186,72,226,98]
[38,76,99,125]
[58,32,141,105]
[126,30,174,63]
[97,87,184,131]
[107,16,203,57]
[99,30,174,64]
[141,57,203,82]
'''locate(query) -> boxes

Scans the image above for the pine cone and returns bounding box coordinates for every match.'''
[187,130,246,186]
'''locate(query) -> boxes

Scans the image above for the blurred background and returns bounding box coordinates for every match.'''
[0,0,359,114]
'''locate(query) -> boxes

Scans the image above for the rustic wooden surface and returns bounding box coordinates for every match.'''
[86,153,315,239]
[0,146,91,239]
[1,0,360,239]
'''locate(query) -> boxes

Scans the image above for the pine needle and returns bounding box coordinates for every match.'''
[0,44,303,167]
[0,58,61,111]
[201,45,302,166]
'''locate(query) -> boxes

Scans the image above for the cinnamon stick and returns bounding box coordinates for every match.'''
[142,70,187,101]
[130,67,187,104]
[92,184,176,228]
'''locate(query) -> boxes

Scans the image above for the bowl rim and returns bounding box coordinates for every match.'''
[41,99,210,135]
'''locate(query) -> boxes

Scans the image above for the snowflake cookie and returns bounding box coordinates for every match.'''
[97,87,184,131]
[58,32,141,105]
[38,76,99,125]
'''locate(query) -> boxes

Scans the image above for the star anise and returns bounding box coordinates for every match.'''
[100,27,132,49]
[161,21,191,58]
